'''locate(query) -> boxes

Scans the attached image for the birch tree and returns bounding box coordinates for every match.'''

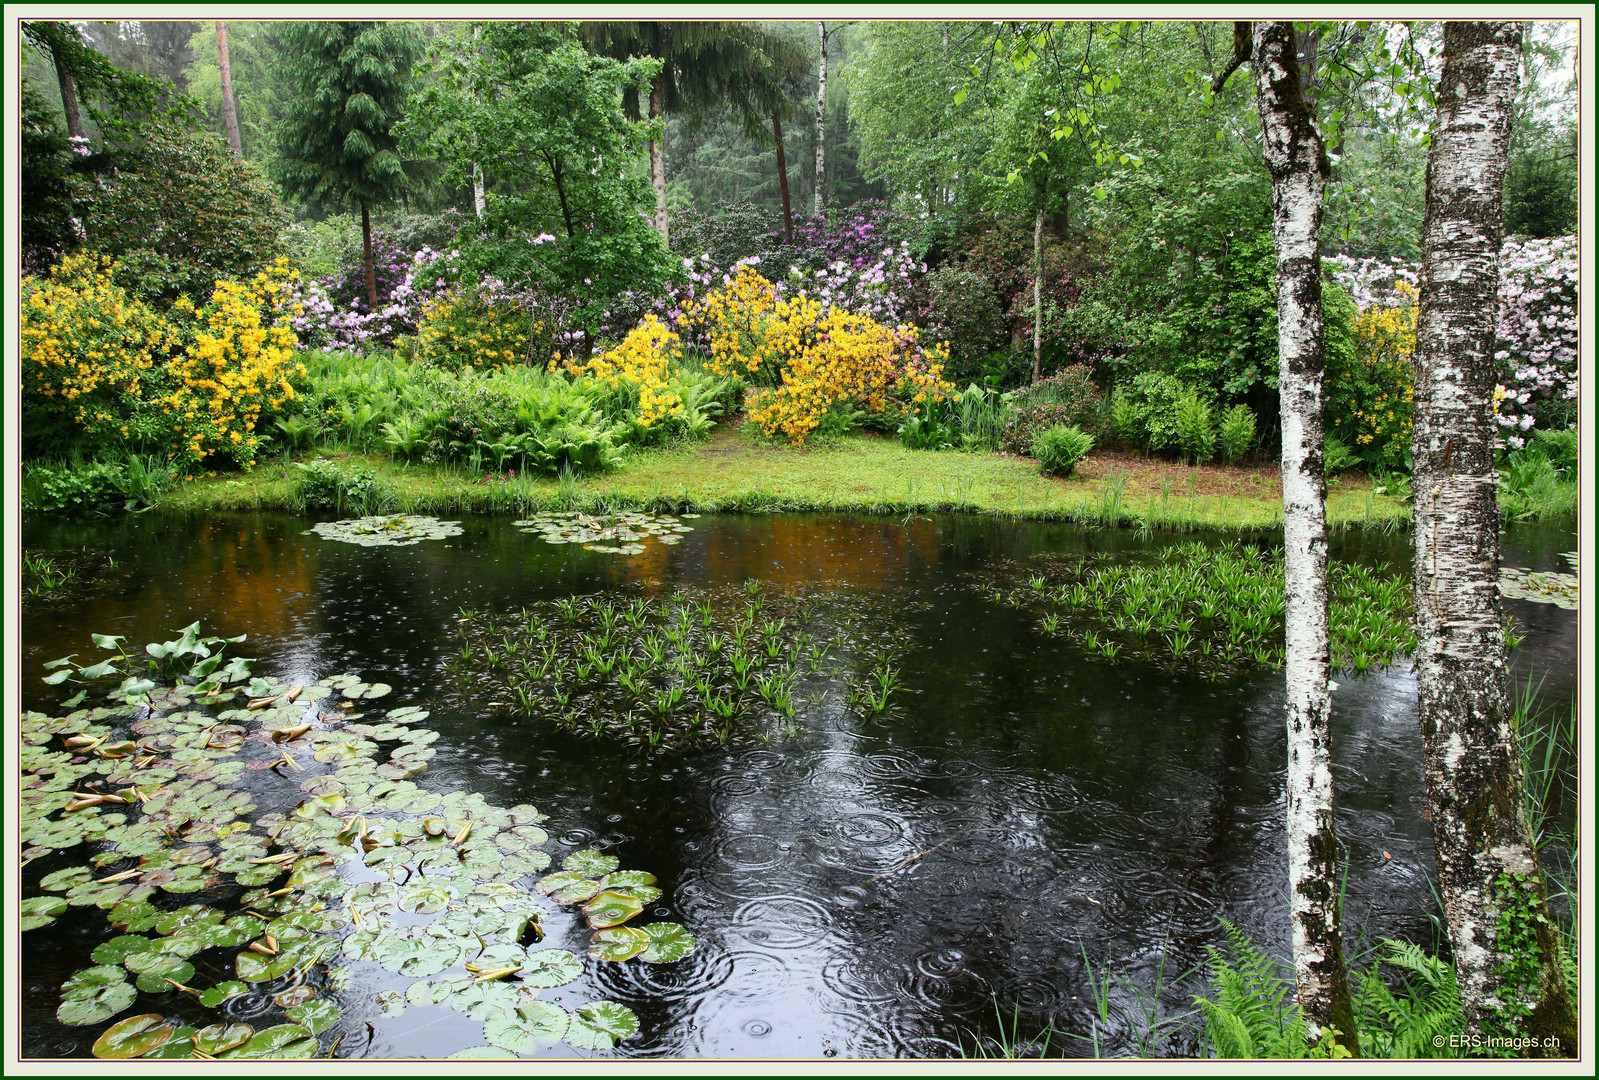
[1218,19,1356,1051]
[1411,19,1575,1054]
[814,20,829,212]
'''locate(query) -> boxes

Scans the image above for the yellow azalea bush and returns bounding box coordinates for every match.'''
[677,264,786,381]
[414,288,535,372]
[21,253,180,454]
[563,315,686,429]
[1327,281,1416,471]
[21,253,305,470]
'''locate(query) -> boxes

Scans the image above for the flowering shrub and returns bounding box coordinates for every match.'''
[1494,236,1578,445]
[158,259,306,469]
[1326,282,1416,471]
[414,281,536,372]
[783,242,923,327]
[21,253,179,456]
[326,229,414,314]
[290,247,454,355]
[562,315,685,429]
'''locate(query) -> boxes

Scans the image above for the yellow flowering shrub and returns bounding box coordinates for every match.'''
[414,288,535,371]
[21,253,180,454]
[1326,281,1416,471]
[563,315,685,428]
[158,258,306,469]
[677,265,786,381]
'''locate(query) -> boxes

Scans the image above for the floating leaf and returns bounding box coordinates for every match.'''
[287,999,340,1035]
[565,1000,639,1051]
[20,894,69,931]
[220,1023,319,1060]
[306,515,463,547]
[198,981,248,1007]
[57,967,136,1026]
[483,1001,569,1054]
[582,890,644,929]
[588,926,650,962]
[192,1022,254,1055]
[92,1014,175,1059]
[373,989,407,1017]
[520,949,584,989]
[535,871,602,905]
[639,922,697,964]
[397,883,452,915]
[142,1026,201,1059]
[135,960,194,993]
[562,849,619,877]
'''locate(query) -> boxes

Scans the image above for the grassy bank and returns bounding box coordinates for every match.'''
[156,427,1411,531]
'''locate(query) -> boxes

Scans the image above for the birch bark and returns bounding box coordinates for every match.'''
[814,21,828,214]
[1412,20,1575,1054]
[1249,20,1356,1052]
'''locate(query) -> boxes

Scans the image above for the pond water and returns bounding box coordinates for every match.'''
[17,510,1578,1059]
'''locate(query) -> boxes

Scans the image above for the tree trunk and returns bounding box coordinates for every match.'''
[1031,203,1044,384]
[1413,20,1575,1055]
[649,72,668,244]
[361,200,378,312]
[1248,20,1357,1054]
[814,21,828,214]
[471,24,485,219]
[774,111,794,243]
[216,21,242,156]
[47,22,85,141]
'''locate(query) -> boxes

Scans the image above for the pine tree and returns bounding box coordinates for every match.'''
[273,20,422,310]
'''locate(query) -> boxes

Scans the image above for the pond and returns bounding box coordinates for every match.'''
[17,510,1578,1059]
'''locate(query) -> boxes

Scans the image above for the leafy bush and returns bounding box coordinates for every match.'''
[413,282,536,371]
[1499,436,1578,521]
[82,125,288,306]
[1032,424,1094,477]
[919,265,1007,374]
[1218,404,1257,464]
[1326,281,1413,472]
[1110,372,1184,454]
[20,460,127,512]
[898,399,956,451]
[1174,386,1217,464]
[1324,435,1360,475]
[291,458,395,515]
[1526,427,1577,478]
[1495,236,1578,443]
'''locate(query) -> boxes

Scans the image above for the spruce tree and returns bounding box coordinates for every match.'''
[273,20,421,310]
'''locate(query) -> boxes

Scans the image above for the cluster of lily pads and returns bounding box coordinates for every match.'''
[21,624,694,1059]
[977,540,1416,676]
[1501,551,1578,610]
[305,515,464,547]
[513,510,698,556]
[445,581,902,752]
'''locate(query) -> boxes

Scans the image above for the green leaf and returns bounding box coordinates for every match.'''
[192,1022,254,1055]
[582,890,644,929]
[535,871,602,904]
[287,999,340,1035]
[519,949,583,989]
[483,1001,569,1054]
[639,922,697,964]
[562,849,619,877]
[565,1000,639,1051]
[588,926,650,962]
[198,981,248,1007]
[135,960,194,993]
[57,968,136,1027]
[20,894,69,930]
[220,1023,318,1060]
[92,1014,175,1059]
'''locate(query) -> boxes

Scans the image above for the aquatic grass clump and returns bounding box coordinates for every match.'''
[445,583,908,752]
[978,539,1415,677]
[21,625,694,1059]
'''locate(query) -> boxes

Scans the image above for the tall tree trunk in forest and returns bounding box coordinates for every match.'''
[1412,21,1575,1054]
[1248,20,1357,1053]
[774,111,794,242]
[216,21,242,156]
[1031,203,1044,384]
[649,72,668,243]
[471,24,485,218]
[360,201,378,312]
[814,21,828,214]
[46,22,85,140]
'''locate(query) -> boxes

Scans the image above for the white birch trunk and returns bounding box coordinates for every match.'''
[472,24,485,219]
[814,21,828,215]
[650,72,668,244]
[1032,204,1045,384]
[1413,20,1575,1054]
[1249,20,1356,1052]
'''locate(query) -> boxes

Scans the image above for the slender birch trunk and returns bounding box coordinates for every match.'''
[471,24,485,219]
[1031,203,1045,384]
[1248,20,1356,1053]
[649,72,668,244]
[774,111,794,242]
[1413,20,1575,1055]
[216,21,242,156]
[814,21,828,214]
[47,22,85,141]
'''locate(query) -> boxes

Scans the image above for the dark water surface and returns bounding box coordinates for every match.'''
[17,511,1578,1059]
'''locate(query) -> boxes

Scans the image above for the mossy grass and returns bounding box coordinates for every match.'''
[155,435,1412,531]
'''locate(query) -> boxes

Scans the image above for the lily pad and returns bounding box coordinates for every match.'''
[565,1000,639,1051]
[21,894,70,930]
[306,515,464,548]
[483,1001,569,1054]
[639,922,698,964]
[446,1046,520,1060]
[520,949,584,989]
[287,999,341,1035]
[535,871,603,905]
[192,1022,254,1055]
[198,981,248,1007]
[588,926,650,962]
[563,849,620,877]
[91,1014,175,1059]
[582,890,644,929]
[220,1023,319,1059]
[57,967,136,1026]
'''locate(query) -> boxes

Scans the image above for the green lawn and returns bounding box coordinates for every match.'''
[158,431,1411,531]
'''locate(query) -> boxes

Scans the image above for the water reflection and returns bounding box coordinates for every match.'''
[18,511,1577,1059]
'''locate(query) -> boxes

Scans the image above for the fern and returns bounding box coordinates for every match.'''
[1193,920,1313,1058]
[1352,939,1463,1058]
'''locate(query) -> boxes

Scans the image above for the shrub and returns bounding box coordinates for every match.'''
[83,125,288,306]
[1218,404,1257,464]
[563,315,687,432]
[414,283,535,372]
[1000,366,1107,457]
[1526,427,1577,478]
[1111,372,1184,453]
[1495,236,1578,444]
[1326,281,1415,472]
[920,265,1007,374]
[1174,386,1218,464]
[1324,435,1360,475]
[20,460,128,512]
[1032,424,1094,477]
[292,458,394,515]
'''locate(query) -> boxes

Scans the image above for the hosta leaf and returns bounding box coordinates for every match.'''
[483,1001,569,1054]
[562,849,619,877]
[588,926,650,962]
[92,1014,175,1059]
[520,949,584,989]
[582,890,644,929]
[565,1000,639,1051]
[639,922,698,964]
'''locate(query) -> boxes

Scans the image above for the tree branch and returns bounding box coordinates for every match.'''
[1211,21,1252,93]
